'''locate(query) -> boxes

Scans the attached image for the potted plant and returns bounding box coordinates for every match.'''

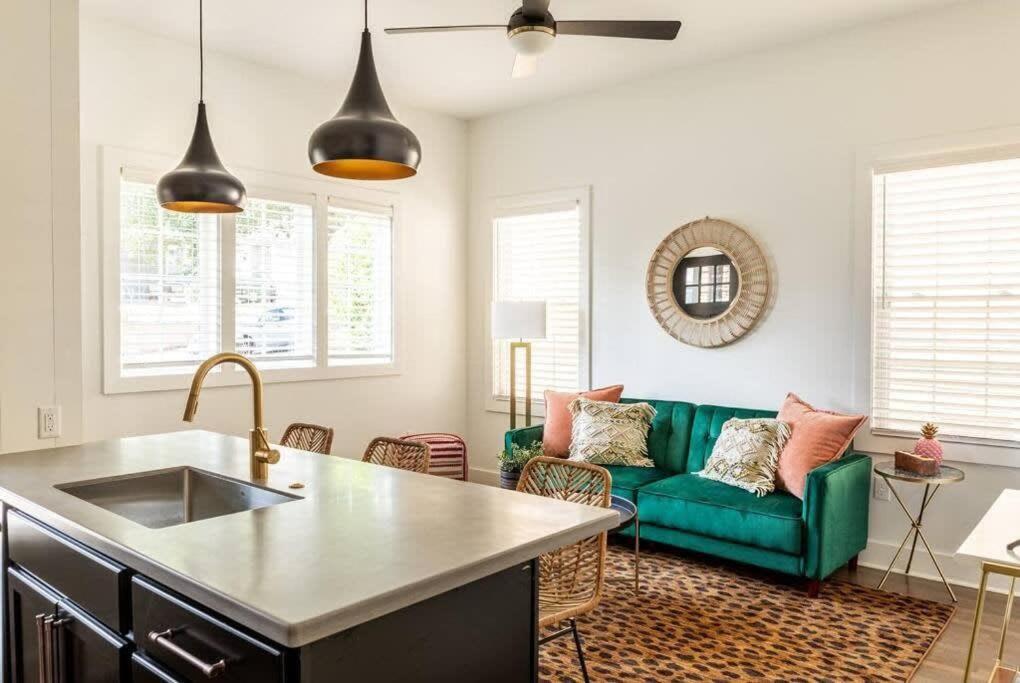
[498,442,544,490]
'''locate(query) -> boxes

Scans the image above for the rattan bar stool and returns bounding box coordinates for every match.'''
[517,456,611,683]
[362,437,431,474]
[280,423,334,455]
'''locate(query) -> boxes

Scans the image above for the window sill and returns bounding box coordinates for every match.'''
[104,362,401,395]
[485,396,546,420]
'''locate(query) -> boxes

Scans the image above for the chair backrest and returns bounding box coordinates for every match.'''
[517,457,610,623]
[362,437,431,474]
[280,423,334,455]
[402,432,468,481]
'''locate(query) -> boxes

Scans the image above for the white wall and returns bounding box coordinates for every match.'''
[465,0,1020,587]
[0,0,83,454]
[79,18,468,455]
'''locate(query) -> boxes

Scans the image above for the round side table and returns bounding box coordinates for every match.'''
[608,495,640,592]
[874,462,965,602]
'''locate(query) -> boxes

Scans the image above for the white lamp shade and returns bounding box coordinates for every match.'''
[492,301,547,340]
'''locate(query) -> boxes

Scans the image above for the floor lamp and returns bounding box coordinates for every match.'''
[492,301,547,430]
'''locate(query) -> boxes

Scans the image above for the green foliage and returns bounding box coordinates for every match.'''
[499,442,544,473]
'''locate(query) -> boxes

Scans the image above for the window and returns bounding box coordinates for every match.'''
[490,189,590,406]
[118,177,220,377]
[872,156,1020,445]
[327,200,394,365]
[235,196,315,367]
[103,149,399,393]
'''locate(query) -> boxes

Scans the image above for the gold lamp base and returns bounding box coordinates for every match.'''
[509,341,533,430]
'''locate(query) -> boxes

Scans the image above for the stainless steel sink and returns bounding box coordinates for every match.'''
[56,467,301,529]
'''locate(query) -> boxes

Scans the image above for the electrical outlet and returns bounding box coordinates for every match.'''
[38,406,61,439]
[873,475,891,501]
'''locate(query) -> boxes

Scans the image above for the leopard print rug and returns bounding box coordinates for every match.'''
[539,543,955,682]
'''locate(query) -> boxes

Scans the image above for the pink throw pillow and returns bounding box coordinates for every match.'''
[775,393,866,499]
[542,385,625,458]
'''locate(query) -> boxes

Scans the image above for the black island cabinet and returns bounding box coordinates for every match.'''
[2,506,538,682]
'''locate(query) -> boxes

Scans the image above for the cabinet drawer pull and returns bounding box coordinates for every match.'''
[148,629,227,678]
[34,614,47,683]
[51,618,71,683]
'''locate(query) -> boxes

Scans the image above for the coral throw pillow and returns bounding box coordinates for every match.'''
[776,393,866,499]
[542,385,624,458]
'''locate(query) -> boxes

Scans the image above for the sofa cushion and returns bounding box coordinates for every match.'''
[687,404,778,473]
[621,399,696,473]
[637,474,804,555]
[603,466,673,503]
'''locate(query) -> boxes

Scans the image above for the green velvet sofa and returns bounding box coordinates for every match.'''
[505,398,871,595]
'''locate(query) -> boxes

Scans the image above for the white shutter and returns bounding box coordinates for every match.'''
[872,156,1020,444]
[492,202,583,399]
[234,195,316,368]
[118,177,220,376]
[327,200,393,365]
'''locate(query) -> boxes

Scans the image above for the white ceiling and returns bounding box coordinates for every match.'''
[81,0,962,119]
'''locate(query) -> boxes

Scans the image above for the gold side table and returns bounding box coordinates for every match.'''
[874,462,965,602]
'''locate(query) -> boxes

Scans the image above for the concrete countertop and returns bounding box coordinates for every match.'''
[0,431,618,647]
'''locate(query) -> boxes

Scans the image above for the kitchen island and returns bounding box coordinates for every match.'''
[0,431,617,681]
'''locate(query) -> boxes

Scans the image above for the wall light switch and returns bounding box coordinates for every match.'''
[38,406,61,439]
[873,475,891,501]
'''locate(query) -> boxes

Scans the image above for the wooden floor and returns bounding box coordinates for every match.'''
[832,563,1020,682]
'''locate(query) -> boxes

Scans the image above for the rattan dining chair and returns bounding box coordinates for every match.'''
[517,456,611,683]
[280,423,334,455]
[362,437,431,474]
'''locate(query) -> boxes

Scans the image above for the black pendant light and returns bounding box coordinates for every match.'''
[157,0,246,214]
[308,0,421,181]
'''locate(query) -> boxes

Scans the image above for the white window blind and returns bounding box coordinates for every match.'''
[327,200,393,365]
[492,203,582,399]
[872,156,1020,444]
[119,177,220,376]
[235,196,315,367]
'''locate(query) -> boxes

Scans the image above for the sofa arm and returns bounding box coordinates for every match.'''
[802,452,872,580]
[504,425,544,455]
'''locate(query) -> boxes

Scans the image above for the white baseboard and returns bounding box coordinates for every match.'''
[857,538,1019,595]
[469,466,500,487]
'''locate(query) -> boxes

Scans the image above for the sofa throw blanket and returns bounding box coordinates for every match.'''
[568,397,656,467]
[699,417,791,497]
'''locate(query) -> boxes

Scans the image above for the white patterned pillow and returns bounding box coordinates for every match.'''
[698,418,791,497]
[567,397,656,467]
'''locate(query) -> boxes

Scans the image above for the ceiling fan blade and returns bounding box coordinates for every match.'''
[555,20,681,40]
[384,25,506,35]
[512,54,539,79]
[522,0,552,19]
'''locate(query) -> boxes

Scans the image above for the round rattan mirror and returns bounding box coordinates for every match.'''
[646,217,770,347]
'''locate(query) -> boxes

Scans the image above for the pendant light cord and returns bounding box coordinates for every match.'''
[199,0,205,102]
[364,0,368,31]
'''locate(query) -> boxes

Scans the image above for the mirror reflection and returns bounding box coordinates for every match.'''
[672,247,739,319]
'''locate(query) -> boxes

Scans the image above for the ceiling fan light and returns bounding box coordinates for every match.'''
[309,28,421,181]
[508,25,555,57]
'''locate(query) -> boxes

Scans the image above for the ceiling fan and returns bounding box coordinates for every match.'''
[384,0,682,79]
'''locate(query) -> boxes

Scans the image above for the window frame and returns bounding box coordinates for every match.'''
[101,146,402,394]
[484,186,592,417]
[852,126,1020,467]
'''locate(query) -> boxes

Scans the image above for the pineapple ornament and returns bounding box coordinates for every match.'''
[913,423,944,465]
